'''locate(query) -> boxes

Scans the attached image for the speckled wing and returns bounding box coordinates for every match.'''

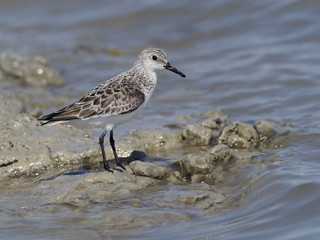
[78,84,145,118]
[39,83,145,125]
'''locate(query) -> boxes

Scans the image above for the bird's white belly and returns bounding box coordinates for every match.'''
[69,102,147,130]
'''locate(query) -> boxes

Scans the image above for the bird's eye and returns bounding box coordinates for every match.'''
[152,55,158,61]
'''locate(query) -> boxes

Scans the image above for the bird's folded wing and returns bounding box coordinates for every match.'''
[39,87,145,123]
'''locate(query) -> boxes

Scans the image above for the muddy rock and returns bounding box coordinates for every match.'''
[0,99,177,180]
[254,120,279,148]
[129,160,168,179]
[39,171,226,220]
[103,129,183,163]
[0,92,286,187]
[181,124,215,145]
[85,171,159,197]
[44,170,160,208]
[218,122,259,149]
[167,170,186,184]
[203,109,231,123]
[85,171,136,185]
[129,129,182,151]
[0,97,99,179]
[173,144,237,184]
[254,120,292,149]
[0,53,63,86]
[254,120,278,139]
[0,99,24,121]
[0,68,4,82]
[75,44,126,57]
[181,110,230,145]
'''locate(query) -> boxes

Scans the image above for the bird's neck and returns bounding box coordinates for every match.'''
[131,64,157,95]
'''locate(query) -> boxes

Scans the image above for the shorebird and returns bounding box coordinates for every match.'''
[39,47,186,172]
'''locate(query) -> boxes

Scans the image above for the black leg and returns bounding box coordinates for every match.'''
[110,130,126,170]
[99,130,113,172]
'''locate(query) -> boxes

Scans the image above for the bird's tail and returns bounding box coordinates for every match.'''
[38,112,78,126]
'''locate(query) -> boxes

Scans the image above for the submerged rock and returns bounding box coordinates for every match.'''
[179,191,225,210]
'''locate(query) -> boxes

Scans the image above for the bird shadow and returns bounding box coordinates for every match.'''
[38,150,147,182]
[96,150,147,172]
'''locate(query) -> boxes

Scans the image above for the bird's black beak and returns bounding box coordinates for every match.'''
[164,62,186,78]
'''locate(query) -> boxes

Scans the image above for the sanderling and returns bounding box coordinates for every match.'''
[39,47,186,172]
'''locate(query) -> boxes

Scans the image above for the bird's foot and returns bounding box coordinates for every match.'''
[104,166,126,173]
[104,166,114,173]
[117,162,126,171]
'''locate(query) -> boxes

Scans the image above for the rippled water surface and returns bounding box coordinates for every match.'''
[1,0,320,239]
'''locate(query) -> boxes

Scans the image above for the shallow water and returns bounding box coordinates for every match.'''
[1,0,320,239]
